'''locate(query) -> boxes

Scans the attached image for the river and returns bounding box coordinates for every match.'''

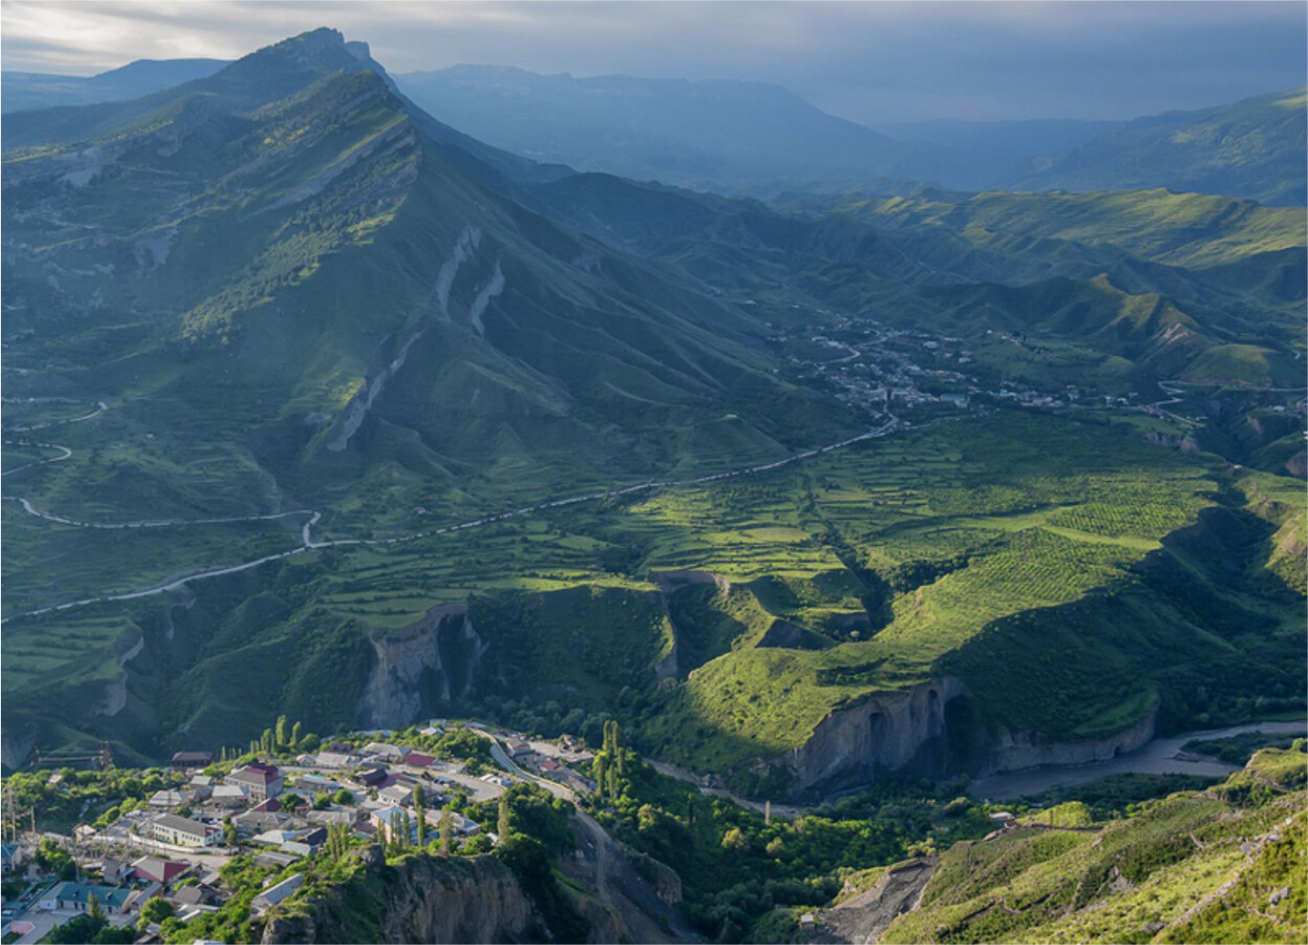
[966,719,1306,801]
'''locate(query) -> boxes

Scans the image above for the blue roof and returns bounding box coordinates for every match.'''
[53,882,132,907]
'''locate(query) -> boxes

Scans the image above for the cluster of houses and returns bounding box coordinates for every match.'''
[4,739,501,936]
[133,747,487,856]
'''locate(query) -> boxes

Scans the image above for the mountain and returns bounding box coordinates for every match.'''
[394,65,953,188]
[873,117,1127,186]
[1012,88,1308,206]
[1,58,229,113]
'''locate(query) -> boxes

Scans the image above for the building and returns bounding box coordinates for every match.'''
[370,807,419,845]
[147,814,219,848]
[224,763,283,802]
[40,882,134,915]
[210,784,248,808]
[1,843,24,875]
[362,743,405,762]
[131,856,191,885]
[312,752,355,769]
[170,751,213,771]
[401,752,435,768]
[377,783,413,807]
[148,790,190,809]
[251,873,304,913]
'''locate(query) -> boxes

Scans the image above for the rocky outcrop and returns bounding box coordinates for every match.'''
[260,851,533,944]
[780,677,1159,797]
[813,858,935,944]
[785,677,969,793]
[354,603,486,728]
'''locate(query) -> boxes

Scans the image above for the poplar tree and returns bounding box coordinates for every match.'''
[413,785,427,848]
[440,805,454,855]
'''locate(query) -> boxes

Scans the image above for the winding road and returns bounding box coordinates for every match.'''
[2,401,899,624]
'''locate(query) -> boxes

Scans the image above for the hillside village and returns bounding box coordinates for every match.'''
[0,721,592,944]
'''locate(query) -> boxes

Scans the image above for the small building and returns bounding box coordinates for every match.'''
[800,913,817,933]
[313,752,356,770]
[210,785,248,808]
[250,797,282,814]
[131,856,190,886]
[170,751,213,771]
[377,784,413,807]
[402,752,435,768]
[224,764,282,803]
[148,790,190,809]
[147,814,218,848]
[988,811,1017,828]
[361,743,404,762]
[506,738,533,758]
[1,842,24,875]
[357,767,388,788]
[233,810,288,837]
[174,883,220,907]
[41,881,133,915]
[370,807,419,845]
[251,873,304,913]
[538,758,562,774]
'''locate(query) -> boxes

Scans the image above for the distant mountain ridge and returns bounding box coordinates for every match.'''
[394,64,946,186]
[1012,88,1308,206]
[1,57,229,112]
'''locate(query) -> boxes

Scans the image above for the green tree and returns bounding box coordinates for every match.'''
[223,816,237,847]
[766,837,784,857]
[414,785,427,848]
[333,788,353,805]
[275,716,289,750]
[721,827,749,852]
[498,793,511,840]
[138,897,173,928]
[290,721,303,749]
[440,805,454,855]
[87,893,107,933]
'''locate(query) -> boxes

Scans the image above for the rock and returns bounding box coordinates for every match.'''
[357,844,385,868]
[1269,886,1290,905]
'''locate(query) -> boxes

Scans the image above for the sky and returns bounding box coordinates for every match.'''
[1,1,1304,124]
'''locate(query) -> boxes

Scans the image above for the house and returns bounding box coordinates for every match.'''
[538,758,562,773]
[401,752,435,768]
[357,767,388,788]
[295,774,344,795]
[253,852,300,870]
[41,881,133,915]
[233,810,288,837]
[224,764,282,802]
[148,790,190,809]
[377,784,413,807]
[506,738,532,758]
[99,856,130,884]
[250,797,282,814]
[362,743,404,762]
[370,807,419,845]
[209,785,248,808]
[170,751,213,771]
[130,856,190,886]
[306,809,355,828]
[251,873,304,913]
[988,812,1017,828]
[1,843,24,875]
[800,913,817,933]
[147,814,218,847]
[312,752,356,770]
[173,883,220,907]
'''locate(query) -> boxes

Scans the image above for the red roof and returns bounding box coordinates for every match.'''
[539,758,562,772]
[131,857,189,884]
[251,798,282,813]
[231,764,280,785]
[403,752,435,767]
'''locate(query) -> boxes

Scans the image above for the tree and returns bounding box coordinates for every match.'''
[721,827,749,852]
[766,837,784,858]
[414,785,427,848]
[440,805,454,855]
[223,817,237,848]
[498,793,511,840]
[87,893,107,933]
[290,721,303,748]
[138,897,173,928]
[275,716,289,750]
[333,788,353,805]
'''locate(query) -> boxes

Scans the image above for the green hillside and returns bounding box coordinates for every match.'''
[875,745,1308,944]
[1012,88,1308,207]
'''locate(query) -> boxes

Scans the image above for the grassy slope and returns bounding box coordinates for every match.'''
[880,746,1308,944]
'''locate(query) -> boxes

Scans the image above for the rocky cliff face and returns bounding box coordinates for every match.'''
[780,677,1159,796]
[260,851,533,944]
[355,603,487,728]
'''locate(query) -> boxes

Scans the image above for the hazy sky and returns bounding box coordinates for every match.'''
[2,1,1304,123]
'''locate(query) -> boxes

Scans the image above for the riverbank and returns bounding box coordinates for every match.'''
[966,719,1306,800]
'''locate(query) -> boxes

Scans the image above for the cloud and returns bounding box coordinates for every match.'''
[1,1,1303,122]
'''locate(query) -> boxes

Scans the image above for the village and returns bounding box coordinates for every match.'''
[0,721,595,945]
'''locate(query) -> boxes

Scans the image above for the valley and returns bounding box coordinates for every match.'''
[0,18,1304,945]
